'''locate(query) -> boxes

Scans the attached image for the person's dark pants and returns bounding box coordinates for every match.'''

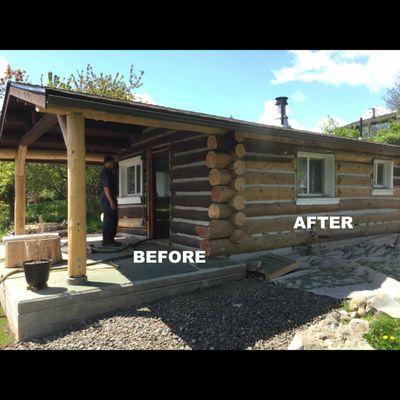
[101,197,118,244]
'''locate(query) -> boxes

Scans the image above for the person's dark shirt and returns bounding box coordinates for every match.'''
[99,167,118,200]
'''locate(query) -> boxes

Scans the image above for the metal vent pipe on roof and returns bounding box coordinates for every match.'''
[275,96,290,128]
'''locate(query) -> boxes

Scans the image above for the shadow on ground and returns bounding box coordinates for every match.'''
[16,278,341,350]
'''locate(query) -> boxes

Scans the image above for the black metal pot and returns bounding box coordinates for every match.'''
[23,259,51,291]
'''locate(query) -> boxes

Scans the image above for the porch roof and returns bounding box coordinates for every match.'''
[2,82,400,160]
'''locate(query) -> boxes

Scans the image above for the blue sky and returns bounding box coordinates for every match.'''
[1,50,398,132]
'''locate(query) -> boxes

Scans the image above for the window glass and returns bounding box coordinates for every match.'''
[136,164,141,193]
[309,159,324,194]
[376,163,384,186]
[127,166,136,194]
[297,157,308,194]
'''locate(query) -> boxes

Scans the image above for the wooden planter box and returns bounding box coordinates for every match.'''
[3,233,62,268]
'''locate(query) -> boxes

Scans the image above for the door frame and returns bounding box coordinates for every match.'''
[146,145,171,239]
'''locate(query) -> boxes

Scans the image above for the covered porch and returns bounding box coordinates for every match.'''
[0,234,246,341]
[0,82,229,283]
[0,82,249,341]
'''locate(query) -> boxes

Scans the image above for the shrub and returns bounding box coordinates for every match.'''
[372,121,400,145]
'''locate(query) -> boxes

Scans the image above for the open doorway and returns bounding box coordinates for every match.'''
[147,147,170,239]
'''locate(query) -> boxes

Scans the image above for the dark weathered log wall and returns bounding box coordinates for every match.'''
[116,131,210,246]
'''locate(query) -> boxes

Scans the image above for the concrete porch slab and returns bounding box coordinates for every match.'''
[0,244,246,342]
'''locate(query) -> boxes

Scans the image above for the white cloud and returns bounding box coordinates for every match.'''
[291,90,306,103]
[134,93,156,104]
[272,50,400,93]
[361,105,391,119]
[258,99,304,130]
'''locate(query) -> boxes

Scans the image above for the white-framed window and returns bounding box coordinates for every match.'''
[372,159,393,195]
[296,152,338,205]
[118,155,143,204]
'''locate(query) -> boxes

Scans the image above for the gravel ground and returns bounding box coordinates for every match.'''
[8,278,341,350]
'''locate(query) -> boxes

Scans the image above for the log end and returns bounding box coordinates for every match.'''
[230,176,246,192]
[229,211,246,226]
[229,194,246,211]
[207,135,218,150]
[234,131,245,143]
[231,160,245,175]
[205,151,217,168]
[200,240,212,257]
[234,143,246,159]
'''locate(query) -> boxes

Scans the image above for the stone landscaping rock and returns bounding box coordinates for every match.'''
[288,315,373,350]
[357,307,367,317]
[349,296,367,311]
[350,311,358,318]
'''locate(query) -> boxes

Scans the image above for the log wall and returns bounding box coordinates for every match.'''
[117,128,400,257]
[117,131,210,248]
[200,134,400,256]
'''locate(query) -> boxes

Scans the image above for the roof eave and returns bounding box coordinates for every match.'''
[0,81,12,140]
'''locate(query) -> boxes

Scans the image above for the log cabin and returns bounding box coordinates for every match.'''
[2,82,400,283]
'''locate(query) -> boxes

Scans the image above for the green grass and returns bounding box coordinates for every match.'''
[342,299,351,313]
[341,300,400,350]
[363,313,400,350]
[0,305,14,349]
[87,215,103,234]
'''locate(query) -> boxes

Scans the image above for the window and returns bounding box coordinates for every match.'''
[296,152,337,205]
[118,156,143,204]
[373,159,393,195]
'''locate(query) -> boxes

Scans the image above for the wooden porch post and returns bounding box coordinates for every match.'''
[14,145,27,235]
[66,113,87,284]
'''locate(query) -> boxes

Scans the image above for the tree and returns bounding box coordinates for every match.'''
[384,76,400,111]
[0,65,28,98]
[40,64,144,101]
[320,116,360,139]
[0,63,145,231]
[371,120,400,145]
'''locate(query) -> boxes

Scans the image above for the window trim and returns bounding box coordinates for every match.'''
[118,155,143,204]
[373,159,393,194]
[296,151,336,205]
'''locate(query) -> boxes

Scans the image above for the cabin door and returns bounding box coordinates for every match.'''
[147,146,171,239]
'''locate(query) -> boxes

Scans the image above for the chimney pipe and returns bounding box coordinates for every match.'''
[275,96,290,128]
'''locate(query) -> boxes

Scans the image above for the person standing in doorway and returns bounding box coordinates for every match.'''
[99,156,121,246]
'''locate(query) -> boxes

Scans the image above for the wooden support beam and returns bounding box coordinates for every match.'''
[57,114,68,146]
[19,114,58,146]
[66,113,87,283]
[0,148,105,163]
[37,104,227,135]
[14,145,27,235]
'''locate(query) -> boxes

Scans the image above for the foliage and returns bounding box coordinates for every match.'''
[321,116,360,139]
[40,64,144,101]
[371,120,400,145]
[0,201,11,237]
[0,64,28,98]
[384,76,400,111]
[0,161,103,236]
[0,163,15,229]
[25,196,102,226]
[363,312,400,350]
[0,62,143,234]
